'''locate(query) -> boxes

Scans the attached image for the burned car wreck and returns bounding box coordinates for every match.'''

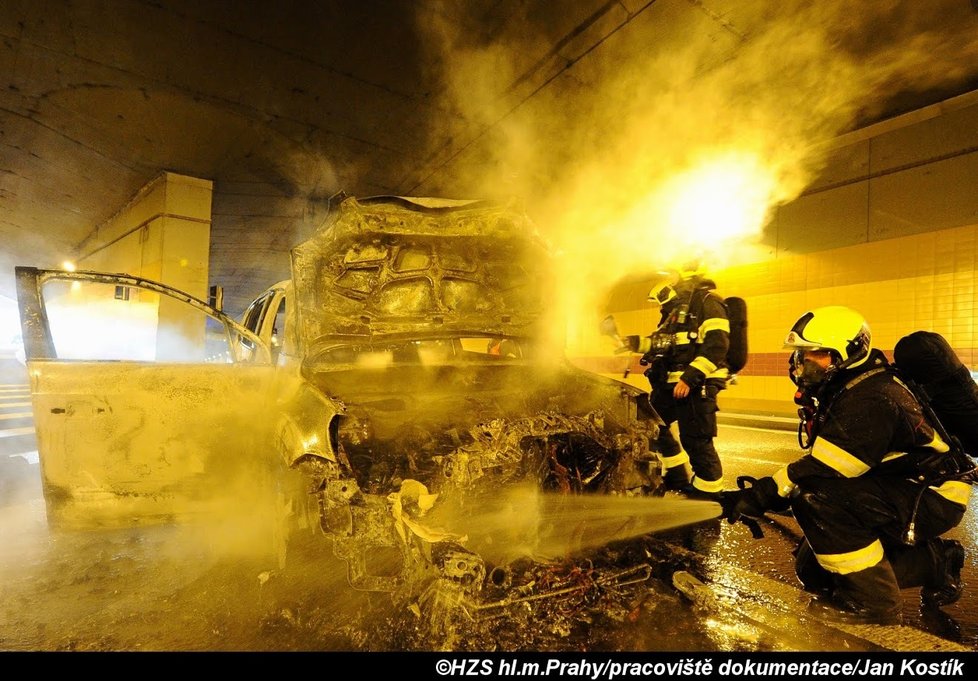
[240,196,678,646]
[16,195,675,649]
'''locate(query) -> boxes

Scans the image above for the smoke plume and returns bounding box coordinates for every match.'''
[414,0,978,349]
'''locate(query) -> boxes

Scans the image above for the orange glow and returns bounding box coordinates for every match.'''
[553,149,783,356]
[662,152,776,250]
[608,150,779,270]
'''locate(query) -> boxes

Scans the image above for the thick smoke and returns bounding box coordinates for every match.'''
[414,0,978,349]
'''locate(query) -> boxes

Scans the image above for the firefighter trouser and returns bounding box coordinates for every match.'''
[649,379,724,493]
[790,476,965,616]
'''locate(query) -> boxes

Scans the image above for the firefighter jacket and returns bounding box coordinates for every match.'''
[641,277,730,389]
[769,349,971,511]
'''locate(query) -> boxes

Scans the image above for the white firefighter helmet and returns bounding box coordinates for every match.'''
[784,305,872,370]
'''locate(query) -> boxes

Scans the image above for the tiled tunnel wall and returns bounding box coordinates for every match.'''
[709,224,977,416]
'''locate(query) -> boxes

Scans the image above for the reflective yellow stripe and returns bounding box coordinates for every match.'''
[700,318,730,335]
[814,539,885,575]
[928,432,950,453]
[661,451,689,468]
[675,332,692,345]
[666,368,729,383]
[638,337,652,354]
[931,480,971,506]
[880,451,907,463]
[690,356,717,374]
[691,474,724,493]
[811,438,870,477]
[772,466,795,498]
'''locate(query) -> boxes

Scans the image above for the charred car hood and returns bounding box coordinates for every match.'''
[305,359,660,496]
[310,360,648,439]
[290,196,554,351]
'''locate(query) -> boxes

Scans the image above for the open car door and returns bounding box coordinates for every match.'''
[15,267,283,532]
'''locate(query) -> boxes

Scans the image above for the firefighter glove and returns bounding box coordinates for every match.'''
[719,476,784,525]
[616,334,641,354]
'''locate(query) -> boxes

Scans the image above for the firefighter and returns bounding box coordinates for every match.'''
[721,306,969,624]
[623,264,730,499]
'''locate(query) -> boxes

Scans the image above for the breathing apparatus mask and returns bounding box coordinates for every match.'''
[785,306,872,448]
[789,349,836,390]
[788,349,836,449]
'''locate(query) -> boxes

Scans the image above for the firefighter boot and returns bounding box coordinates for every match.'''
[921,539,965,608]
[793,538,834,595]
[659,451,691,491]
[810,561,903,625]
[664,466,691,491]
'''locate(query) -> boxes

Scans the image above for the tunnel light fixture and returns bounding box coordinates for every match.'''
[62,261,76,272]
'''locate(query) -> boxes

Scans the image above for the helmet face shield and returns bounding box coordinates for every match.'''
[789,348,832,388]
[647,281,677,306]
[788,350,801,386]
[789,348,803,381]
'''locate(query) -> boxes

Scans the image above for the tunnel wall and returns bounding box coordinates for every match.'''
[76,171,213,360]
[581,89,978,417]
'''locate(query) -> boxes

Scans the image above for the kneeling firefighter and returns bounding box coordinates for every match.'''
[623,265,730,499]
[721,306,970,624]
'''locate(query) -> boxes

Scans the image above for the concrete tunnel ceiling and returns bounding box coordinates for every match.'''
[3,0,978,317]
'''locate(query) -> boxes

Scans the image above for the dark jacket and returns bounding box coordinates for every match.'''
[771,349,971,510]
